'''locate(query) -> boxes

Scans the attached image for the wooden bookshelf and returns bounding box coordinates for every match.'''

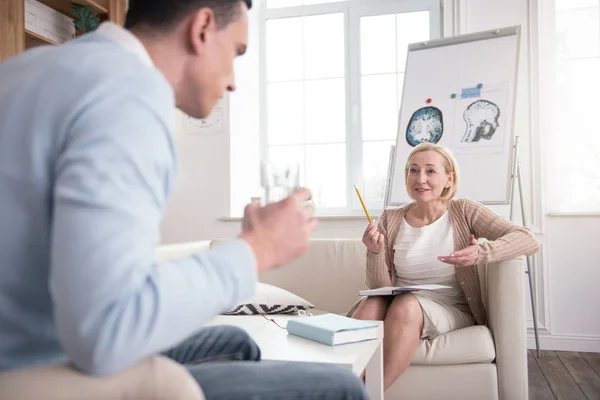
[0,0,126,61]
[0,0,25,61]
[38,0,109,18]
[25,29,60,48]
[73,0,108,14]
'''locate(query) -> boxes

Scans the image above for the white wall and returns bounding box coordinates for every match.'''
[161,0,600,352]
[544,217,600,351]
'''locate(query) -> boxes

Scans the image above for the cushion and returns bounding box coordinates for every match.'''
[258,238,368,315]
[411,325,496,365]
[223,283,315,315]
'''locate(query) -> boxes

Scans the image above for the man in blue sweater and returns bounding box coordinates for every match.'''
[0,0,368,398]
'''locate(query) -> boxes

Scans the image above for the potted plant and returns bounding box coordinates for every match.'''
[72,4,100,37]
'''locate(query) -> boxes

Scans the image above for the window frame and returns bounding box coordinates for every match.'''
[259,0,442,216]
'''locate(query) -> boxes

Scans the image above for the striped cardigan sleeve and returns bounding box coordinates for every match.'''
[365,210,395,289]
[463,199,540,264]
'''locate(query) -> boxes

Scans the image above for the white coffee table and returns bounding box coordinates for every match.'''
[206,314,384,400]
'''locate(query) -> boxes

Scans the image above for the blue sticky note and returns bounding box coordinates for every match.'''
[461,87,481,99]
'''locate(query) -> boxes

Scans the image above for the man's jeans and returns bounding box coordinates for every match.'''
[163,325,369,400]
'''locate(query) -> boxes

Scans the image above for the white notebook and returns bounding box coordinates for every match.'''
[359,284,452,296]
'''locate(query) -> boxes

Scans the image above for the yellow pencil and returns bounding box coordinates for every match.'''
[354,185,372,223]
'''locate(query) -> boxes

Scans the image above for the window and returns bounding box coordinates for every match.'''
[545,0,600,213]
[260,0,441,215]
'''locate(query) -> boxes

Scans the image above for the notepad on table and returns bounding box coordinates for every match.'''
[286,313,378,346]
[359,284,452,296]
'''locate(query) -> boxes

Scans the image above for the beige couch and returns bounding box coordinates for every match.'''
[159,238,529,400]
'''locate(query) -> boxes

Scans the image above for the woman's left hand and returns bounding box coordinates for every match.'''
[438,234,480,267]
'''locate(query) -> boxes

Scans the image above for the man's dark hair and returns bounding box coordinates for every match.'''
[125,0,252,30]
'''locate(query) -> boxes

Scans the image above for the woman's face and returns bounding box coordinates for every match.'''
[406,151,453,203]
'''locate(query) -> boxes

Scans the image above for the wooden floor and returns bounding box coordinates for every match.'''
[529,350,600,400]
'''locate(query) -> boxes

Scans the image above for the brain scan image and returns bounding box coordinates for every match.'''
[405,106,443,147]
[461,100,500,143]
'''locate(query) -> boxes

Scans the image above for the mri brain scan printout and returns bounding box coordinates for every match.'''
[405,106,443,147]
[461,100,500,143]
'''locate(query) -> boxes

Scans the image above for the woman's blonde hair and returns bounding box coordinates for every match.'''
[404,143,460,200]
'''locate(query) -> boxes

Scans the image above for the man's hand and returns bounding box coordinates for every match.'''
[240,189,318,273]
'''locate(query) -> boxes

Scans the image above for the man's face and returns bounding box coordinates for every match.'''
[181,3,248,118]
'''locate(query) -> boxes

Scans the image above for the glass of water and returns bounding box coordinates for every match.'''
[260,161,301,204]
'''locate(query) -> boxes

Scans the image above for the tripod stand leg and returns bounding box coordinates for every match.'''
[518,162,541,358]
[525,255,541,358]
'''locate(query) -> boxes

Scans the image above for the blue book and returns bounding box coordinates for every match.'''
[286,313,378,346]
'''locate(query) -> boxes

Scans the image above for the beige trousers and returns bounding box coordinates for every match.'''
[416,294,475,339]
[0,356,204,400]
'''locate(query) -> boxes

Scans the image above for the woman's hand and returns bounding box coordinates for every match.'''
[362,221,385,254]
[438,234,480,267]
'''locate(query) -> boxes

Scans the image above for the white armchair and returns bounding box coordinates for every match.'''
[0,356,204,400]
[258,238,528,400]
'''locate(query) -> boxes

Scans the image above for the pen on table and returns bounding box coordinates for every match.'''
[353,185,372,223]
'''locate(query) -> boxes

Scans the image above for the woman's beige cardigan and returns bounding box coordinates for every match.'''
[366,198,540,325]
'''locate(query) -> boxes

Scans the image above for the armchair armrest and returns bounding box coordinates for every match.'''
[486,256,528,400]
[0,356,204,400]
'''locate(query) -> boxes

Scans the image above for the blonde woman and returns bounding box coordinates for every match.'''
[352,143,539,390]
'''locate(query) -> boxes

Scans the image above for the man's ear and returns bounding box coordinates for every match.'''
[189,8,215,55]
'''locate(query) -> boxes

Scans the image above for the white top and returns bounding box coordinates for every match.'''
[393,212,468,310]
